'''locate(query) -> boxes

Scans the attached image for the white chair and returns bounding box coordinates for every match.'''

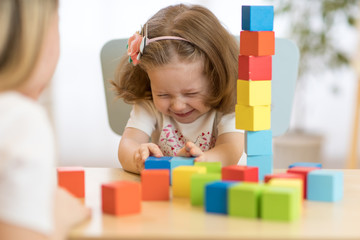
[100,37,299,136]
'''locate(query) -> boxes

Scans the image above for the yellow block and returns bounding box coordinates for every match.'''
[268,178,303,217]
[235,104,270,131]
[172,166,207,198]
[237,79,271,106]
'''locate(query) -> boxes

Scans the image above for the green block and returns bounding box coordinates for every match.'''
[261,186,299,221]
[194,162,222,173]
[228,183,263,218]
[190,173,221,206]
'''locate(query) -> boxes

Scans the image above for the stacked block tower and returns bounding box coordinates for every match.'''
[236,5,275,180]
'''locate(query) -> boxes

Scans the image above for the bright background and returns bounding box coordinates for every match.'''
[51,0,358,168]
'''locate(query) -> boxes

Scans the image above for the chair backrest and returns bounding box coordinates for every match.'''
[100,37,299,136]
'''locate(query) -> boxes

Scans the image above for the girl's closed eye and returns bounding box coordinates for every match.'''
[157,94,170,98]
[185,92,199,97]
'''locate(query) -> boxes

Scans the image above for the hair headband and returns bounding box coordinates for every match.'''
[127,24,191,65]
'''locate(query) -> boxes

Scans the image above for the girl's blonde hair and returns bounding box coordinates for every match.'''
[112,4,238,114]
[0,0,58,91]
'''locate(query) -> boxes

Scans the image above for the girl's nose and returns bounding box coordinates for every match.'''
[171,97,186,112]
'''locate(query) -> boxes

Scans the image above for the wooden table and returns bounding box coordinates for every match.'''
[69,168,360,240]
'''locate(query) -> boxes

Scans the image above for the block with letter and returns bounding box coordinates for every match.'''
[222,165,258,182]
[287,166,321,198]
[238,55,272,80]
[194,161,222,173]
[240,31,275,56]
[172,166,206,198]
[101,181,141,216]
[289,162,322,169]
[235,104,271,131]
[228,183,264,218]
[237,80,271,106]
[247,155,273,181]
[57,167,85,198]
[190,173,221,206]
[245,130,272,156]
[261,185,300,221]
[205,181,237,214]
[141,169,170,201]
[307,170,344,202]
[264,172,305,199]
[242,5,274,31]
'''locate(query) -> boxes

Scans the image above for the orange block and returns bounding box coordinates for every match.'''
[141,169,170,201]
[57,167,85,198]
[240,31,275,56]
[102,181,141,216]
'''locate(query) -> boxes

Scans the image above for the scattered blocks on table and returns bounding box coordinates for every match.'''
[141,169,170,201]
[245,130,272,156]
[287,166,321,199]
[222,165,258,182]
[238,55,272,80]
[289,162,322,169]
[240,31,275,56]
[172,166,207,198]
[101,181,141,216]
[57,167,85,198]
[261,185,300,221]
[235,104,271,131]
[264,172,305,198]
[247,155,273,181]
[205,181,237,214]
[242,5,274,31]
[307,170,344,202]
[237,80,271,106]
[190,173,221,206]
[194,161,222,173]
[228,183,264,218]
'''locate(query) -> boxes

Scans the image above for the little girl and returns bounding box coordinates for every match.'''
[0,0,90,239]
[112,4,244,174]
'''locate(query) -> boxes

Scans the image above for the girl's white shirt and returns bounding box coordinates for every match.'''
[0,91,55,234]
[126,100,243,156]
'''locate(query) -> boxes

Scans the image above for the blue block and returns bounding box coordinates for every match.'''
[144,156,172,169]
[247,155,273,181]
[205,181,237,214]
[289,162,322,169]
[242,5,274,31]
[307,170,343,202]
[245,130,273,156]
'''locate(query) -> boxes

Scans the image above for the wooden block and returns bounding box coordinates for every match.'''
[144,156,172,170]
[221,165,258,182]
[194,162,222,173]
[307,170,344,202]
[287,166,321,199]
[57,167,85,198]
[245,130,273,156]
[172,166,206,198]
[240,31,275,56]
[289,162,322,169]
[237,79,271,106]
[264,172,305,199]
[235,104,271,131]
[205,181,237,214]
[261,185,300,221]
[247,155,273,181]
[101,181,141,216]
[238,55,272,80]
[242,5,274,31]
[228,183,264,218]
[190,173,221,206]
[141,169,170,201]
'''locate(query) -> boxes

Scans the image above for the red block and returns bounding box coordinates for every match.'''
[264,172,306,199]
[238,55,272,80]
[141,169,170,201]
[221,165,258,182]
[102,181,141,216]
[240,31,275,56]
[287,167,321,199]
[57,167,85,198]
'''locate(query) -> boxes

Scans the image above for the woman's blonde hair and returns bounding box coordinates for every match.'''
[0,0,58,91]
[112,4,238,114]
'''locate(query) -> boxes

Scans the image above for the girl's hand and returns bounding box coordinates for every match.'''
[134,143,163,172]
[177,142,206,162]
